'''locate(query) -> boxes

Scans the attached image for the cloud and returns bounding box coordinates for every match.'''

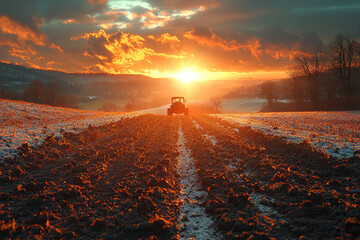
[188,26,213,38]
[183,26,261,57]
[0,15,47,46]
[72,29,185,73]
[38,0,108,23]
[160,0,360,41]
[155,33,180,45]
[0,0,108,30]
[0,0,357,78]
[87,0,108,6]
[0,0,40,34]
[50,43,63,52]
[146,0,218,10]
[127,6,202,30]
[298,31,324,53]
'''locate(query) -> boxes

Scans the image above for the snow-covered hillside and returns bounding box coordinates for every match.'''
[214,111,360,159]
[0,99,140,159]
[2,99,359,161]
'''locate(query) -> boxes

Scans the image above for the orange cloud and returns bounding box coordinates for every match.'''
[0,15,47,46]
[86,0,108,6]
[262,42,315,61]
[73,29,155,73]
[0,35,20,48]
[25,62,41,69]
[156,33,180,45]
[183,27,261,57]
[138,10,172,29]
[7,47,38,62]
[50,43,64,52]
[72,29,187,74]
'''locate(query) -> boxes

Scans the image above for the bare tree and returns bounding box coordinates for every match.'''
[261,81,277,108]
[210,97,222,113]
[287,66,304,107]
[48,81,59,106]
[294,52,325,107]
[327,34,360,99]
[23,80,46,104]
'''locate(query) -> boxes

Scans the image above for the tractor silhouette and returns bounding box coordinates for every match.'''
[167,97,189,116]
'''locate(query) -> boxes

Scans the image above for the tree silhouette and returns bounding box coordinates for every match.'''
[327,34,360,99]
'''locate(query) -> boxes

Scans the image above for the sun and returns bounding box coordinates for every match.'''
[175,71,198,83]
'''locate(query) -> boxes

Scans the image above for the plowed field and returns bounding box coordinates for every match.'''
[1,115,359,239]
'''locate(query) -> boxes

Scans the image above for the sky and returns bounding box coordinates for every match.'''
[0,0,359,81]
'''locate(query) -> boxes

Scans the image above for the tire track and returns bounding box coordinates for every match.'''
[190,117,217,145]
[177,122,222,240]
[192,115,359,239]
[191,116,284,226]
[1,114,358,239]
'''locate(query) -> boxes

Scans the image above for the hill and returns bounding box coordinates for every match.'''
[0,101,359,239]
[0,98,138,159]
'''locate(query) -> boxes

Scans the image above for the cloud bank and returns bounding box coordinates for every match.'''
[0,0,359,79]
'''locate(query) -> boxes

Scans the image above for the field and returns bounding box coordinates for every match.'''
[0,100,359,239]
[0,99,139,159]
[214,111,360,159]
[78,98,128,111]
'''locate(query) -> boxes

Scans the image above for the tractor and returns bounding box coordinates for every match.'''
[167,97,189,116]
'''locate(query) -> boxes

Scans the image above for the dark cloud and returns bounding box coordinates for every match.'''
[298,32,324,53]
[87,34,113,61]
[37,0,108,23]
[0,0,108,31]
[0,0,109,68]
[0,0,359,77]
[252,26,301,46]
[0,0,41,34]
[161,0,360,40]
[131,5,149,15]
[146,0,218,10]
[191,26,213,39]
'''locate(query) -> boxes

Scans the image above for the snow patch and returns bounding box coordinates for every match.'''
[203,134,217,145]
[190,118,202,130]
[191,119,217,145]
[249,193,278,217]
[0,99,140,160]
[228,159,281,220]
[177,124,221,240]
[215,112,360,159]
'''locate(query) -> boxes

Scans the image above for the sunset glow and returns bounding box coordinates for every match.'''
[0,1,359,81]
[1,2,360,239]
[175,70,199,83]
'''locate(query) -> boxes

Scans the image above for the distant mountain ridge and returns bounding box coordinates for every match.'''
[0,62,156,91]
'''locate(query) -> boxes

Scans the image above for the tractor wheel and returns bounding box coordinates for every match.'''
[167,109,172,116]
[185,108,189,116]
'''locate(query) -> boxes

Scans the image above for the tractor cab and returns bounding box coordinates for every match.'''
[167,97,189,116]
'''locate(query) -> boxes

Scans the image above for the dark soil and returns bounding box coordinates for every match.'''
[0,115,180,239]
[182,115,360,239]
[0,114,359,239]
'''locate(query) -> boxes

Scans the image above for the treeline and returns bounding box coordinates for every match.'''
[261,32,360,112]
[0,80,79,108]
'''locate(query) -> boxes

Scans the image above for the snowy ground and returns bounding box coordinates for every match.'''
[0,99,140,159]
[214,111,360,159]
[191,118,281,222]
[177,124,221,240]
[2,98,359,161]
